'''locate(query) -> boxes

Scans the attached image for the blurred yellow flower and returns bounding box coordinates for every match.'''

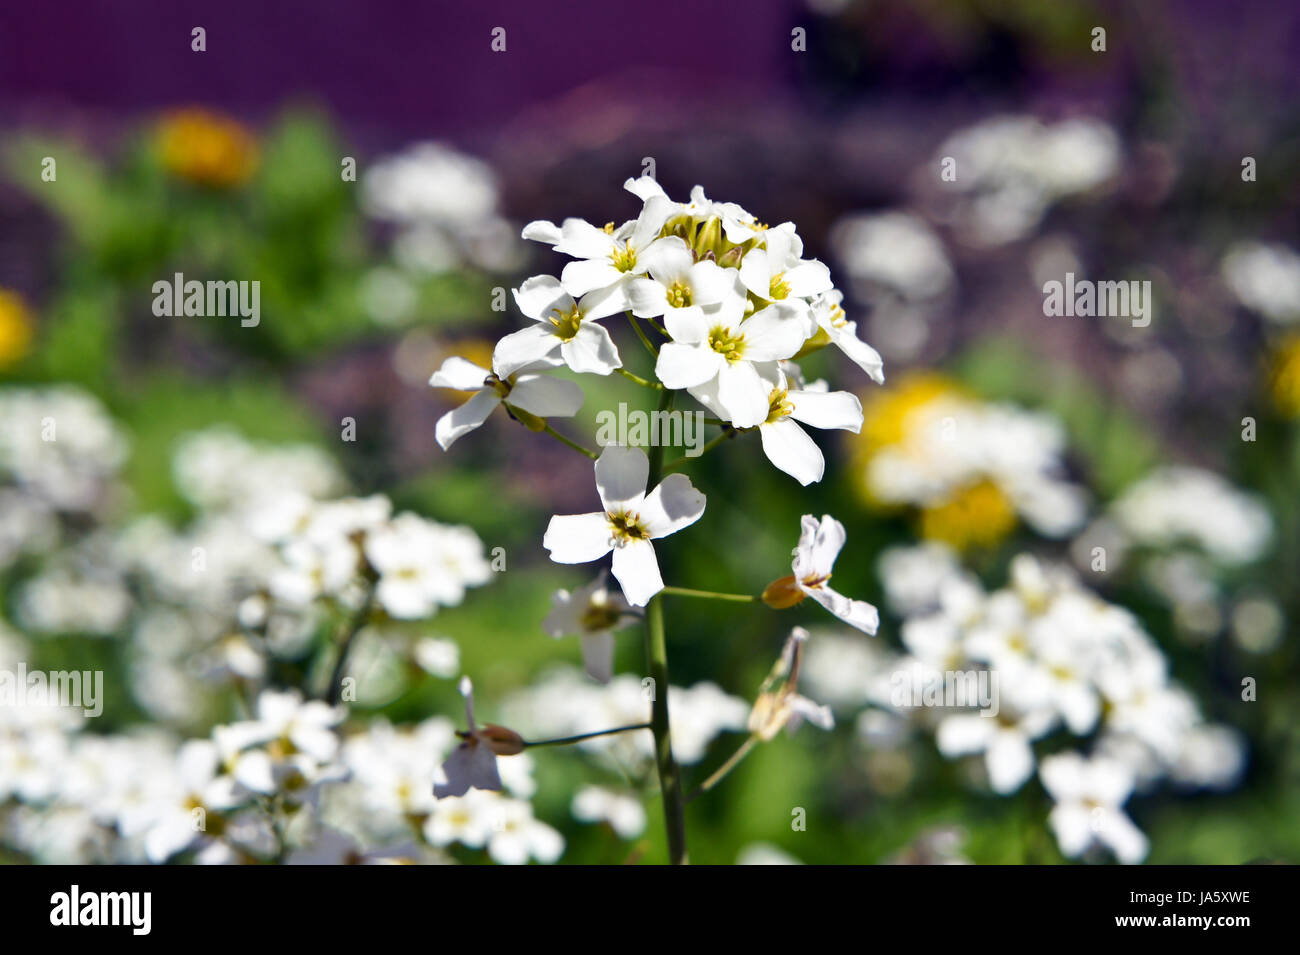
[858,372,964,453]
[919,479,1017,551]
[1270,335,1300,418]
[0,289,34,368]
[156,109,258,188]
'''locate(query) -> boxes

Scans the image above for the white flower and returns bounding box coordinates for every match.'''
[364,513,490,619]
[433,677,523,800]
[430,354,583,450]
[363,142,498,227]
[737,223,833,330]
[128,741,245,864]
[655,292,807,428]
[627,236,739,325]
[213,690,345,797]
[543,446,706,606]
[481,796,565,865]
[808,290,886,383]
[1039,752,1148,864]
[936,707,1056,794]
[543,572,639,683]
[496,275,624,377]
[571,785,647,839]
[552,198,676,308]
[414,637,461,678]
[766,514,879,634]
[1222,241,1300,323]
[751,369,862,485]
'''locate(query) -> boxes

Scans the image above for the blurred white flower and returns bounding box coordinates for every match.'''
[1040,752,1148,864]
[542,572,638,683]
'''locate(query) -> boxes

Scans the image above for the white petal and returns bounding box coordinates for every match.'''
[435,390,501,450]
[716,361,770,428]
[521,220,562,245]
[561,323,622,375]
[555,218,617,259]
[759,418,824,486]
[543,513,614,564]
[783,260,833,298]
[739,305,807,362]
[656,342,721,389]
[627,277,669,318]
[624,175,668,202]
[429,355,491,391]
[640,237,693,284]
[493,324,560,378]
[561,259,624,299]
[595,445,648,512]
[986,731,1035,793]
[580,631,615,684]
[829,322,886,384]
[506,375,583,418]
[1100,810,1149,864]
[663,305,710,344]
[936,714,994,756]
[512,275,570,320]
[611,539,663,607]
[788,389,862,432]
[640,474,706,539]
[1048,804,1093,857]
[687,260,739,307]
[738,248,774,299]
[805,584,880,634]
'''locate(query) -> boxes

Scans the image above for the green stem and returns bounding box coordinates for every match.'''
[644,316,670,338]
[659,585,755,603]
[524,723,651,748]
[326,585,375,705]
[625,312,660,358]
[616,366,664,390]
[542,423,599,460]
[644,388,688,864]
[686,735,758,803]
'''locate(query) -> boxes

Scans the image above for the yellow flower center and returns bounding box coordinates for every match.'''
[608,510,649,542]
[611,244,637,273]
[765,387,795,424]
[769,273,792,300]
[666,281,693,309]
[580,601,623,631]
[708,326,745,363]
[919,480,1018,551]
[549,304,584,342]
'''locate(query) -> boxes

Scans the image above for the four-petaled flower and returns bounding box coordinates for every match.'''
[543,446,706,607]
[495,276,624,378]
[430,354,583,450]
[543,572,639,683]
[434,677,525,800]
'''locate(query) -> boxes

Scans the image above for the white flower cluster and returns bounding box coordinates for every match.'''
[363,141,522,276]
[863,385,1087,538]
[433,179,886,606]
[797,546,1245,864]
[935,115,1120,246]
[0,387,128,571]
[1104,465,1273,567]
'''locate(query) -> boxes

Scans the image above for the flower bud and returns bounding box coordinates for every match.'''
[506,404,547,432]
[762,575,807,609]
[479,724,526,756]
